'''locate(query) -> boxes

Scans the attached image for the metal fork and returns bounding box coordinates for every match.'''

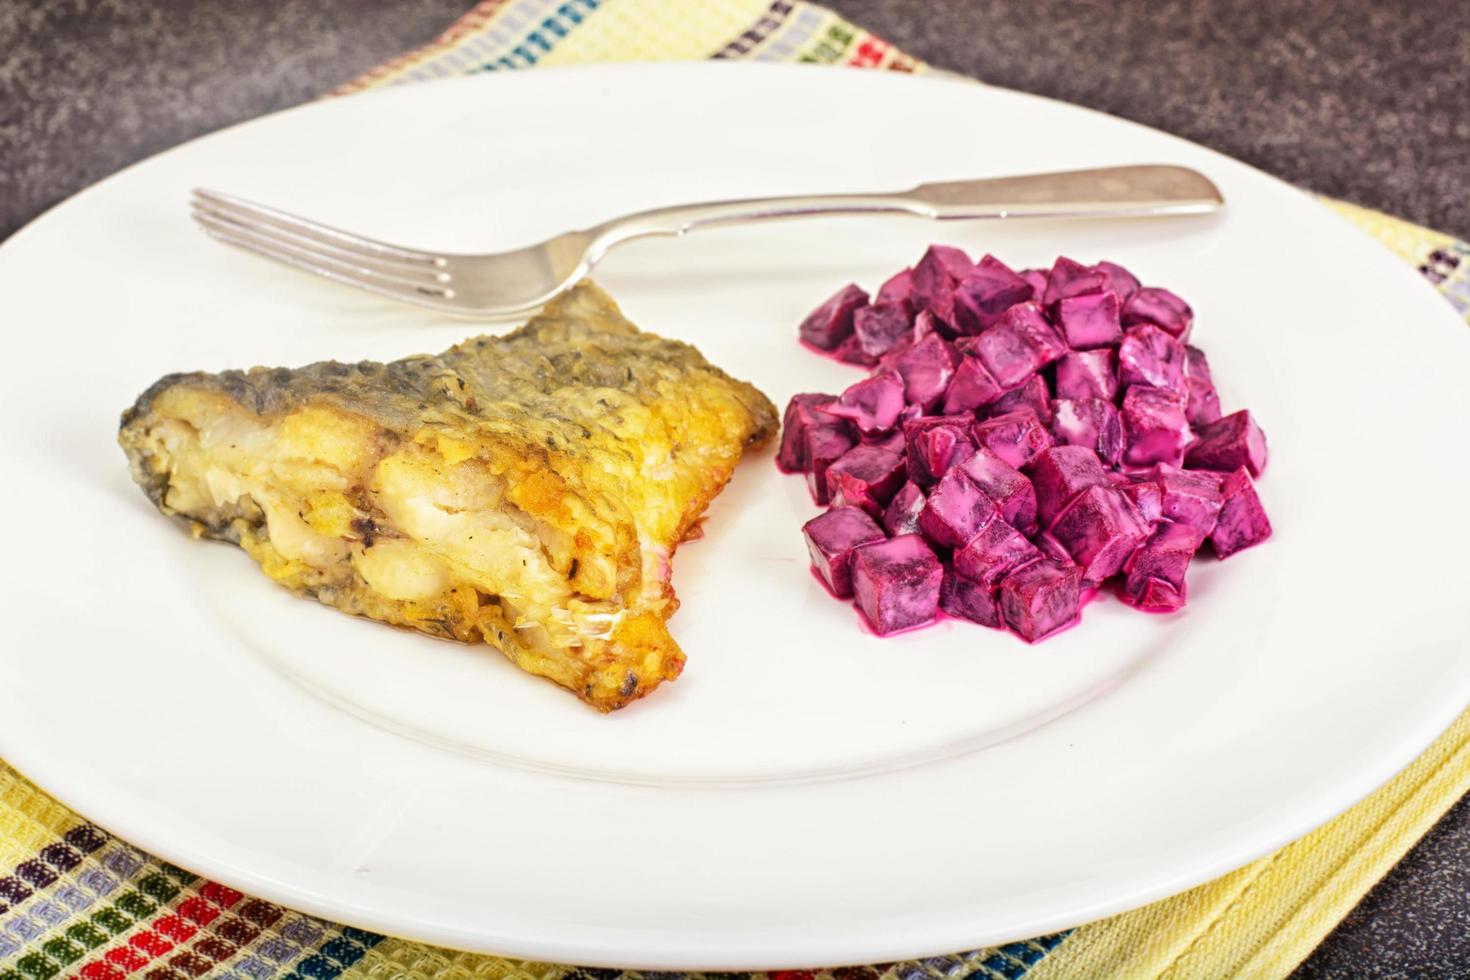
[190,164,1222,319]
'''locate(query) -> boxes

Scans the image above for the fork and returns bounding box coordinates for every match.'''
[190,164,1222,319]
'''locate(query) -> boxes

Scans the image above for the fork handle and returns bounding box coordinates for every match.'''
[591,165,1222,247]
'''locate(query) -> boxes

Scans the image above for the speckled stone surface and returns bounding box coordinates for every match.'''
[1294,795,1470,978]
[0,0,469,240]
[2,0,1467,974]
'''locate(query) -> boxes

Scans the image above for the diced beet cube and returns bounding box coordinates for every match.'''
[913,307,957,342]
[883,481,927,536]
[954,517,1042,588]
[1033,529,1072,563]
[1130,578,1189,611]
[1054,348,1120,402]
[803,506,887,598]
[1092,260,1141,303]
[914,244,973,288]
[952,254,1035,334]
[891,333,959,410]
[1000,559,1082,642]
[852,302,914,360]
[1050,485,1151,585]
[940,566,1003,627]
[907,307,936,343]
[1185,409,1269,477]
[903,415,976,486]
[969,252,1036,296]
[800,283,868,350]
[1028,445,1110,527]
[876,267,915,312]
[821,370,905,436]
[1050,398,1125,467]
[1119,479,1164,523]
[1122,286,1193,339]
[834,333,879,366]
[1118,322,1187,395]
[1181,346,1221,427]
[851,535,943,635]
[1131,520,1200,590]
[825,446,906,518]
[1018,268,1049,296]
[972,409,1054,469]
[904,413,972,439]
[1005,302,1069,367]
[928,292,957,327]
[1056,290,1123,349]
[875,335,916,375]
[1043,255,1107,307]
[942,353,1006,414]
[972,314,1044,389]
[1121,386,1193,467]
[777,393,836,473]
[912,245,972,324]
[987,374,1053,425]
[1211,467,1272,558]
[861,428,906,454]
[976,302,1070,382]
[918,467,999,548]
[957,448,1039,535]
[804,423,857,504]
[1153,464,1224,537]
[1121,520,1204,611]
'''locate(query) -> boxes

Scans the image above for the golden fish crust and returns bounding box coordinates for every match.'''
[119,281,776,710]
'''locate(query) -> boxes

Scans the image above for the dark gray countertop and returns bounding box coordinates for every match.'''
[2,1,1466,975]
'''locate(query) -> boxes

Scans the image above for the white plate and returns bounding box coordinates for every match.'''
[1,63,1467,969]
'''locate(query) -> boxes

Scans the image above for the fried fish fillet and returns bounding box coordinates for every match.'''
[119,281,776,710]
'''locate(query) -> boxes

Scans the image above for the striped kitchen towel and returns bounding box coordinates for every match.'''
[3,2,1468,978]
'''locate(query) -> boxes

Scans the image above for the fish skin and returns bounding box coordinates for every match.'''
[119,281,777,710]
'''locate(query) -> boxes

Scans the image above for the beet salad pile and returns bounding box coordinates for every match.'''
[779,246,1272,642]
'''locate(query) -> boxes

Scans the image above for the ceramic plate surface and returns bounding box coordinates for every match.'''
[1,63,1467,969]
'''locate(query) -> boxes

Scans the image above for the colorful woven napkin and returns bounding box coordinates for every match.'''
[4,2,1469,978]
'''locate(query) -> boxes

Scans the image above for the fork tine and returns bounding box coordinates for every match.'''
[196,216,458,304]
[191,202,453,285]
[191,188,447,269]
